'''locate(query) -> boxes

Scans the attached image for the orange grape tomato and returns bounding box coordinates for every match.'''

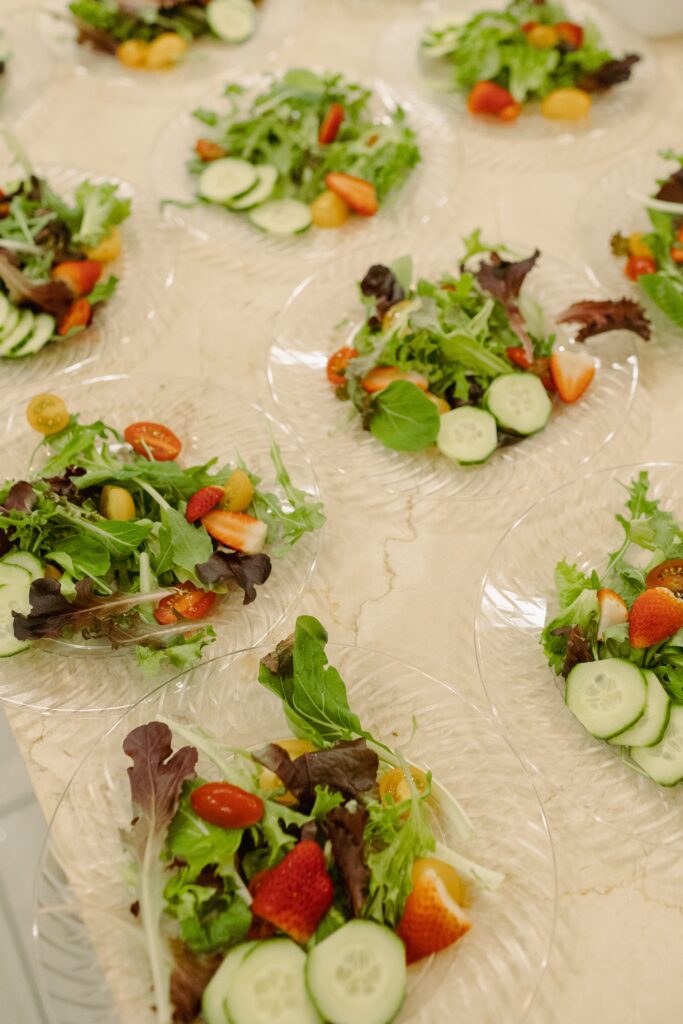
[326,345,359,386]
[191,782,264,829]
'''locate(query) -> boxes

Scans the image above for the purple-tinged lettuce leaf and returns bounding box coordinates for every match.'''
[474,250,540,358]
[0,253,72,317]
[655,168,683,205]
[325,804,369,917]
[558,298,651,342]
[253,738,378,808]
[578,54,640,93]
[550,624,594,678]
[123,722,198,1024]
[0,481,36,513]
[195,551,272,605]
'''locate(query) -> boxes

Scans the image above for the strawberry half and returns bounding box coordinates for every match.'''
[185,485,224,523]
[201,509,268,554]
[250,840,334,944]
[549,349,595,403]
[629,587,683,649]
[397,864,470,964]
[597,587,628,640]
[325,172,378,217]
[51,260,102,298]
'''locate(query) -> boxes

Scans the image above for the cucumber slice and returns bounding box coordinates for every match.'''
[0,563,32,589]
[9,313,56,358]
[608,670,671,748]
[630,705,683,786]
[0,291,9,328]
[0,562,34,657]
[249,198,312,236]
[226,939,320,1024]
[0,309,34,356]
[485,372,552,436]
[206,0,256,43]
[2,551,42,580]
[306,920,406,1024]
[565,658,647,740]
[202,941,256,1024]
[229,165,278,210]
[198,158,258,205]
[436,406,498,465]
[0,304,22,339]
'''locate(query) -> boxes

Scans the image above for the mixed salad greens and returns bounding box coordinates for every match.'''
[69,0,260,71]
[326,232,649,465]
[611,150,683,334]
[422,0,640,124]
[0,395,323,672]
[182,70,421,236]
[0,156,130,359]
[542,472,683,787]
[122,616,502,1024]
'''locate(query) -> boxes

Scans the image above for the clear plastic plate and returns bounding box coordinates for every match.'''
[33,642,556,1024]
[0,373,322,713]
[269,243,638,505]
[476,461,683,849]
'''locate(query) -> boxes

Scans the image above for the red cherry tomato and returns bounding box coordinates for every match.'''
[319,103,346,144]
[625,254,657,281]
[506,346,531,369]
[191,782,264,829]
[467,81,521,122]
[645,559,683,598]
[124,421,182,461]
[154,582,217,625]
[555,21,584,48]
[326,345,359,386]
[520,20,538,32]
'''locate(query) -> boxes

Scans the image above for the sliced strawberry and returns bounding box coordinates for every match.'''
[51,260,102,298]
[318,103,345,144]
[201,509,268,554]
[325,172,378,217]
[397,863,470,964]
[506,346,531,369]
[58,297,92,336]
[185,485,224,523]
[250,840,334,944]
[467,81,521,121]
[597,587,628,640]
[195,138,227,162]
[629,587,683,649]
[361,366,429,394]
[555,21,584,49]
[549,349,595,403]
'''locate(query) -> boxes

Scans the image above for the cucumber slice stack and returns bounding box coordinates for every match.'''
[0,551,43,657]
[0,292,56,359]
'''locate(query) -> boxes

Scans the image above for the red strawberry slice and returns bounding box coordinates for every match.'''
[549,349,595,403]
[325,172,378,217]
[629,587,683,649]
[250,840,334,944]
[51,260,102,298]
[185,485,224,523]
[597,588,628,640]
[201,509,268,554]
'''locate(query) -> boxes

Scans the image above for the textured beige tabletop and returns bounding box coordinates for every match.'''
[2,0,683,1020]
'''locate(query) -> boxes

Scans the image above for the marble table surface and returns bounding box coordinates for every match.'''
[2,0,683,1020]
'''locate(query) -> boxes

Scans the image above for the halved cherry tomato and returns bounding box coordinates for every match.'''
[555,21,584,49]
[506,346,531,369]
[520,20,538,32]
[191,781,264,829]
[671,247,683,264]
[646,559,683,598]
[319,103,346,144]
[379,766,428,805]
[195,138,227,162]
[467,81,521,122]
[124,421,182,461]
[326,345,359,386]
[26,393,70,435]
[154,582,217,625]
[625,254,657,281]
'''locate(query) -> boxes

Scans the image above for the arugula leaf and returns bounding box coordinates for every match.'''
[158,507,213,583]
[48,535,111,585]
[248,440,325,556]
[87,274,118,306]
[369,381,440,452]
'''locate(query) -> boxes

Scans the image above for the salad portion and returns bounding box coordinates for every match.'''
[421,0,640,124]
[182,70,421,237]
[326,233,649,465]
[122,616,502,1024]
[0,394,323,671]
[542,472,683,787]
[0,160,130,359]
[611,150,683,333]
[68,0,261,71]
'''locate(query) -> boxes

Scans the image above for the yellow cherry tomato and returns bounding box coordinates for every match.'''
[115,39,149,69]
[527,24,558,48]
[144,32,188,70]
[44,564,62,581]
[310,191,350,229]
[84,226,122,264]
[411,857,466,906]
[627,232,653,259]
[100,485,136,522]
[221,468,254,513]
[540,87,592,121]
[258,738,317,805]
[379,766,428,806]
[26,394,69,435]
[425,392,451,415]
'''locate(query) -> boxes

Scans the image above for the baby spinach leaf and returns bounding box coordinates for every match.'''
[369,381,440,452]
[48,535,111,581]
